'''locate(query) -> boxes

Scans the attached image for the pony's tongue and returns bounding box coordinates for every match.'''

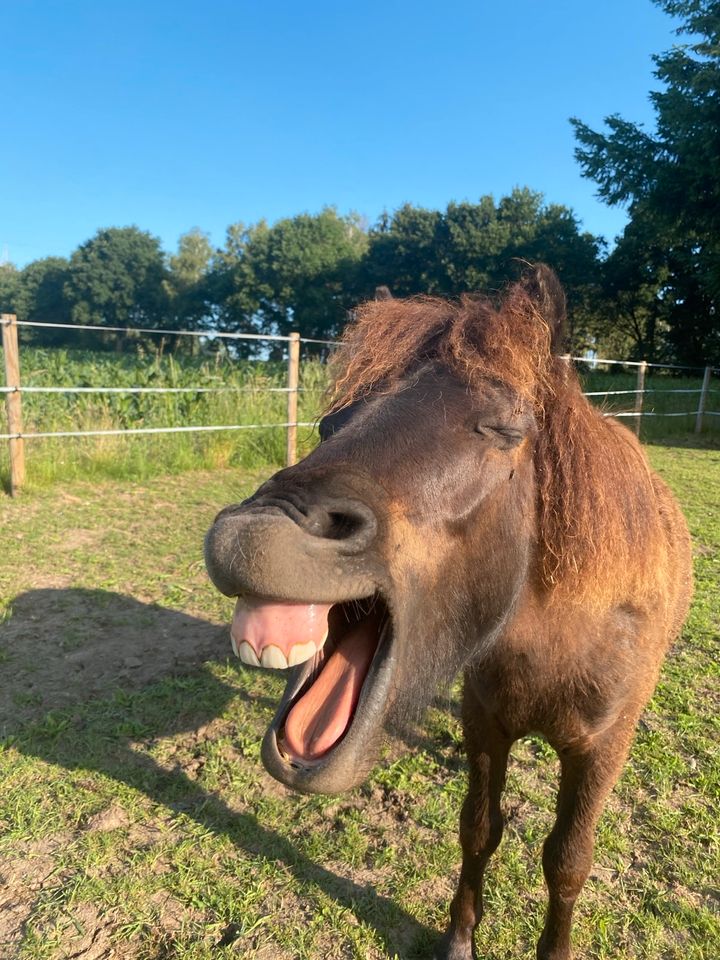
[231,598,331,669]
[283,619,379,761]
[231,597,382,762]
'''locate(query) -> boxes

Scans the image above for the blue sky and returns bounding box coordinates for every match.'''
[2,0,677,267]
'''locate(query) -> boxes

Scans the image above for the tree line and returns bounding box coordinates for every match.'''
[1,0,717,366]
[0,190,604,357]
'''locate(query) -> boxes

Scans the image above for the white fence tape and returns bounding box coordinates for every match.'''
[0,422,316,440]
[583,388,703,397]
[0,385,321,395]
[1,316,714,370]
[6,319,293,342]
[570,355,712,372]
[609,410,701,418]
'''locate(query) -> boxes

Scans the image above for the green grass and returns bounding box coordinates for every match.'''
[0,346,718,490]
[0,346,326,488]
[576,365,720,442]
[0,444,718,958]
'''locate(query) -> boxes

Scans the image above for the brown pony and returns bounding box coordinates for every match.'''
[205,265,693,960]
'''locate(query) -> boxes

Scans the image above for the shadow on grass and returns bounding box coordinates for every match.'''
[0,588,436,959]
[642,431,720,451]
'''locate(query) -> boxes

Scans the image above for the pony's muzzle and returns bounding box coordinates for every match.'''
[204,497,379,602]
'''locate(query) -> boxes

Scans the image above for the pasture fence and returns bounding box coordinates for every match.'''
[1,313,718,496]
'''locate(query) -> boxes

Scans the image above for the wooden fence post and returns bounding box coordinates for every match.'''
[1,314,25,496]
[633,361,647,438]
[286,332,301,467]
[695,365,712,434]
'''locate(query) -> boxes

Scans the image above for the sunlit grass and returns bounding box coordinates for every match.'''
[0,447,717,958]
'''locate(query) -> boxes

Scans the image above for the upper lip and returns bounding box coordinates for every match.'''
[204,512,381,602]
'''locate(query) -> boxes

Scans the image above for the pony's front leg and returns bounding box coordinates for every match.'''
[434,710,511,960]
[537,721,636,960]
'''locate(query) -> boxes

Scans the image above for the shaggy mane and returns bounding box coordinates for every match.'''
[327,287,659,600]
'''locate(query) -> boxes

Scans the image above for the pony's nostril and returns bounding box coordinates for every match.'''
[304,500,376,548]
[326,510,365,540]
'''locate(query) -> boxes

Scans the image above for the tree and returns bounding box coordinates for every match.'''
[500,194,605,351]
[592,216,671,360]
[359,190,603,350]
[212,209,368,354]
[0,263,22,316]
[571,0,720,364]
[440,195,514,291]
[363,204,444,295]
[15,257,73,346]
[65,227,169,341]
[164,229,214,332]
[257,208,368,343]
[210,220,264,347]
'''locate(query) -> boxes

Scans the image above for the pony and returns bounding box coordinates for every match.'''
[205,265,692,959]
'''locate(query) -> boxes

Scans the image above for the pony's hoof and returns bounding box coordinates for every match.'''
[433,929,477,960]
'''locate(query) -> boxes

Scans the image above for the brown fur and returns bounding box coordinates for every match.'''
[328,290,663,602]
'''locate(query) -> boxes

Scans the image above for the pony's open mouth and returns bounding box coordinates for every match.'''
[230,593,392,765]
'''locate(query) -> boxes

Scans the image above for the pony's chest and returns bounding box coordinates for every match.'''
[468,603,655,740]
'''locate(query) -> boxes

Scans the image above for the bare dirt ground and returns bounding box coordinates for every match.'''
[0,582,228,734]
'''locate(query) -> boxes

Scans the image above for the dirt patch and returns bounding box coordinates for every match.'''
[84,803,132,834]
[0,586,230,733]
[57,529,104,553]
[53,902,133,960]
[0,830,196,958]
[147,892,190,934]
[0,836,71,955]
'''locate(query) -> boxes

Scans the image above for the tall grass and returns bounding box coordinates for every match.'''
[1,346,718,490]
[0,346,326,489]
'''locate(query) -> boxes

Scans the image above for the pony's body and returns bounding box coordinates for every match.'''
[205,266,692,959]
[447,453,690,960]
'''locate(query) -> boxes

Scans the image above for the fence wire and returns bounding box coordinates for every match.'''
[0,385,319,395]
[1,316,718,445]
[0,422,316,440]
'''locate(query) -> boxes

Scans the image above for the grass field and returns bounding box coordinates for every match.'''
[1,345,719,490]
[0,347,327,488]
[0,442,718,959]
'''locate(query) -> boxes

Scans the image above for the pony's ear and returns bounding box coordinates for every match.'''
[517,263,567,354]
